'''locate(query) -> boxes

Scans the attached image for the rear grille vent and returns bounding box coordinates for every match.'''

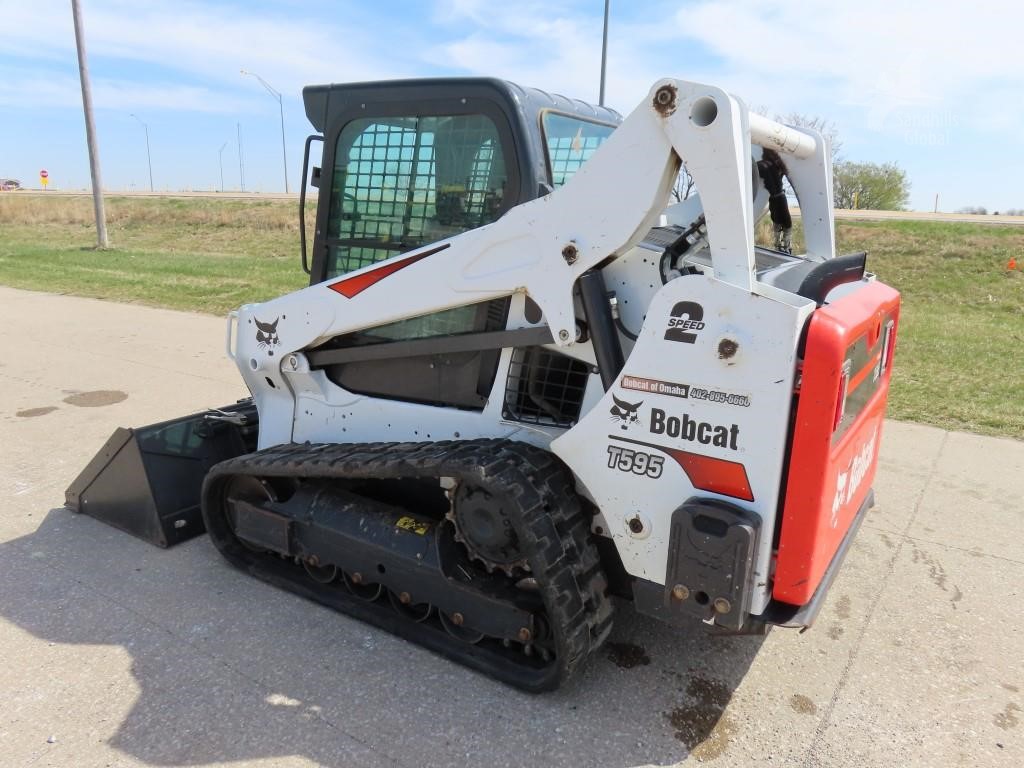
[504,348,591,428]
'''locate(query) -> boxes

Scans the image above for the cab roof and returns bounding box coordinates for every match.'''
[302,76,622,134]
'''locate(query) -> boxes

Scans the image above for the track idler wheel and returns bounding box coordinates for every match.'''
[224,475,278,553]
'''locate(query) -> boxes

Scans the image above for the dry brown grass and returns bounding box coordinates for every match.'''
[0,194,311,313]
[0,194,304,232]
[1,193,318,274]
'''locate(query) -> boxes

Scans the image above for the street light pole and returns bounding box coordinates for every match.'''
[599,0,610,106]
[70,0,109,248]
[241,69,289,193]
[237,123,245,192]
[218,141,229,192]
[130,113,154,192]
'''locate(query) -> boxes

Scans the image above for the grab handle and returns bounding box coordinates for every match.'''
[225,310,238,360]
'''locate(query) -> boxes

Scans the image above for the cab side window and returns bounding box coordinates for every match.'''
[542,113,615,188]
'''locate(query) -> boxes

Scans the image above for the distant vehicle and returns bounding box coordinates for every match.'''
[1,178,23,191]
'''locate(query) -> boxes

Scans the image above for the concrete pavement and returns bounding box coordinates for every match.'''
[1,285,1021,767]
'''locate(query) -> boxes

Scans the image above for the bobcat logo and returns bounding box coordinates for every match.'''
[830,427,878,528]
[255,317,280,356]
[609,394,643,430]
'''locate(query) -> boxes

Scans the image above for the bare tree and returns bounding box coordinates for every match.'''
[671,167,695,202]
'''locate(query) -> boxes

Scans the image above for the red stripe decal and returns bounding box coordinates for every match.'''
[666,448,754,501]
[610,435,754,501]
[327,243,450,299]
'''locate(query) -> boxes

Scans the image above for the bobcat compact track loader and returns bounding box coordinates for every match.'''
[67,77,900,691]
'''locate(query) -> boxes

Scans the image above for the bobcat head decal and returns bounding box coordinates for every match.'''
[609,394,643,430]
[255,317,280,356]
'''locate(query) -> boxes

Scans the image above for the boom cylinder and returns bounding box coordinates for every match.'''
[578,269,625,391]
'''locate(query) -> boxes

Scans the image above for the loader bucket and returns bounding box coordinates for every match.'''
[64,401,258,548]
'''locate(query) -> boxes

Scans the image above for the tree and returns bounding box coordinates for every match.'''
[671,167,695,202]
[833,161,910,210]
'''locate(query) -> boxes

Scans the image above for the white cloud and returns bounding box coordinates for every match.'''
[4,0,1019,125]
[425,3,672,113]
[0,0,412,100]
[0,66,251,112]
[670,0,1024,133]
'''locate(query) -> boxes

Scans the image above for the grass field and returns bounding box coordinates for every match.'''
[1,194,1021,438]
[0,195,311,313]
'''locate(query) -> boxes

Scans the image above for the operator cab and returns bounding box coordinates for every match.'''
[301,78,621,284]
[298,79,619,412]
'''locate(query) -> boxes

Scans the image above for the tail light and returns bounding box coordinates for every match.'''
[879,319,896,375]
[832,359,852,432]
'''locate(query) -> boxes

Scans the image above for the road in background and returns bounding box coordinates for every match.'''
[5,190,303,201]
[829,208,1024,226]
[1,285,1021,767]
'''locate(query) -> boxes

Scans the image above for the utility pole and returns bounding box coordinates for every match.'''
[241,69,289,193]
[218,141,229,192]
[71,0,108,247]
[599,0,610,106]
[237,123,245,192]
[130,113,154,192]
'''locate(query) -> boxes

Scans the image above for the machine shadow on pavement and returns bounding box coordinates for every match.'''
[0,508,766,767]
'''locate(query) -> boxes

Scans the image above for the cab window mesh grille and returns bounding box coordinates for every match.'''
[326,115,508,278]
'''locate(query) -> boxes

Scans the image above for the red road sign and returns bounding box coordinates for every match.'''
[40,170,49,179]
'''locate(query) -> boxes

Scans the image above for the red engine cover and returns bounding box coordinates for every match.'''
[774,281,901,606]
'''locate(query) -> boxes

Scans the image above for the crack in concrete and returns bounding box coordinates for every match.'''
[861,524,1024,568]
[803,430,951,767]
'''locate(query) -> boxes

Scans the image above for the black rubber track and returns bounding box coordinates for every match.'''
[201,439,613,692]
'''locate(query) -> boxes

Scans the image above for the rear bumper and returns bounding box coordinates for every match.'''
[632,488,873,633]
[748,488,873,630]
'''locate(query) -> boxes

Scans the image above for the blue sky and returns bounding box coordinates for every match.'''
[2,0,1020,212]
